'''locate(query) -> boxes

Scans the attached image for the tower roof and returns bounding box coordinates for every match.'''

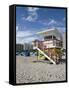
[37,28,62,40]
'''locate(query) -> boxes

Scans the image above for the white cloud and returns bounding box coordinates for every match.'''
[16,25,19,31]
[22,7,39,22]
[26,12,37,22]
[16,37,22,44]
[22,13,37,22]
[23,37,38,43]
[37,19,58,26]
[16,30,33,38]
[28,7,39,12]
[16,30,34,44]
[26,16,33,21]
[46,19,64,27]
[16,27,41,44]
[16,35,39,44]
[48,19,57,25]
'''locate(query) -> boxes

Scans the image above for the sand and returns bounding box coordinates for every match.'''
[16,56,66,84]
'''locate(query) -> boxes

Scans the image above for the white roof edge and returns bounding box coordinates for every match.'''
[37,28,59,34]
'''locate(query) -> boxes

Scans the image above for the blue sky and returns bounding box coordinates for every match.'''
[16,6,66,44]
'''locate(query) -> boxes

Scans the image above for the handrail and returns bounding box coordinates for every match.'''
[33,46,56,64]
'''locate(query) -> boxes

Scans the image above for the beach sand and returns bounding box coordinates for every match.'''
[16,56,66,84]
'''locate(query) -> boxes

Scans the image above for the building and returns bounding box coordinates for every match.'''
[63,32,66,50]
[32,40,44,50]
[37,28,62,49]
[32,28,63,62]
[16,44,24,52]
[16,43,33,52]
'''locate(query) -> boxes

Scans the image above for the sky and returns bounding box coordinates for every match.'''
[16,6,66,44]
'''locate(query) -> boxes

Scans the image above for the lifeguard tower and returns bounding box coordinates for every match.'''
[32,28,63,64]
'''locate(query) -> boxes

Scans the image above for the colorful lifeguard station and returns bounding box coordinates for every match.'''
[32,28,63,64]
